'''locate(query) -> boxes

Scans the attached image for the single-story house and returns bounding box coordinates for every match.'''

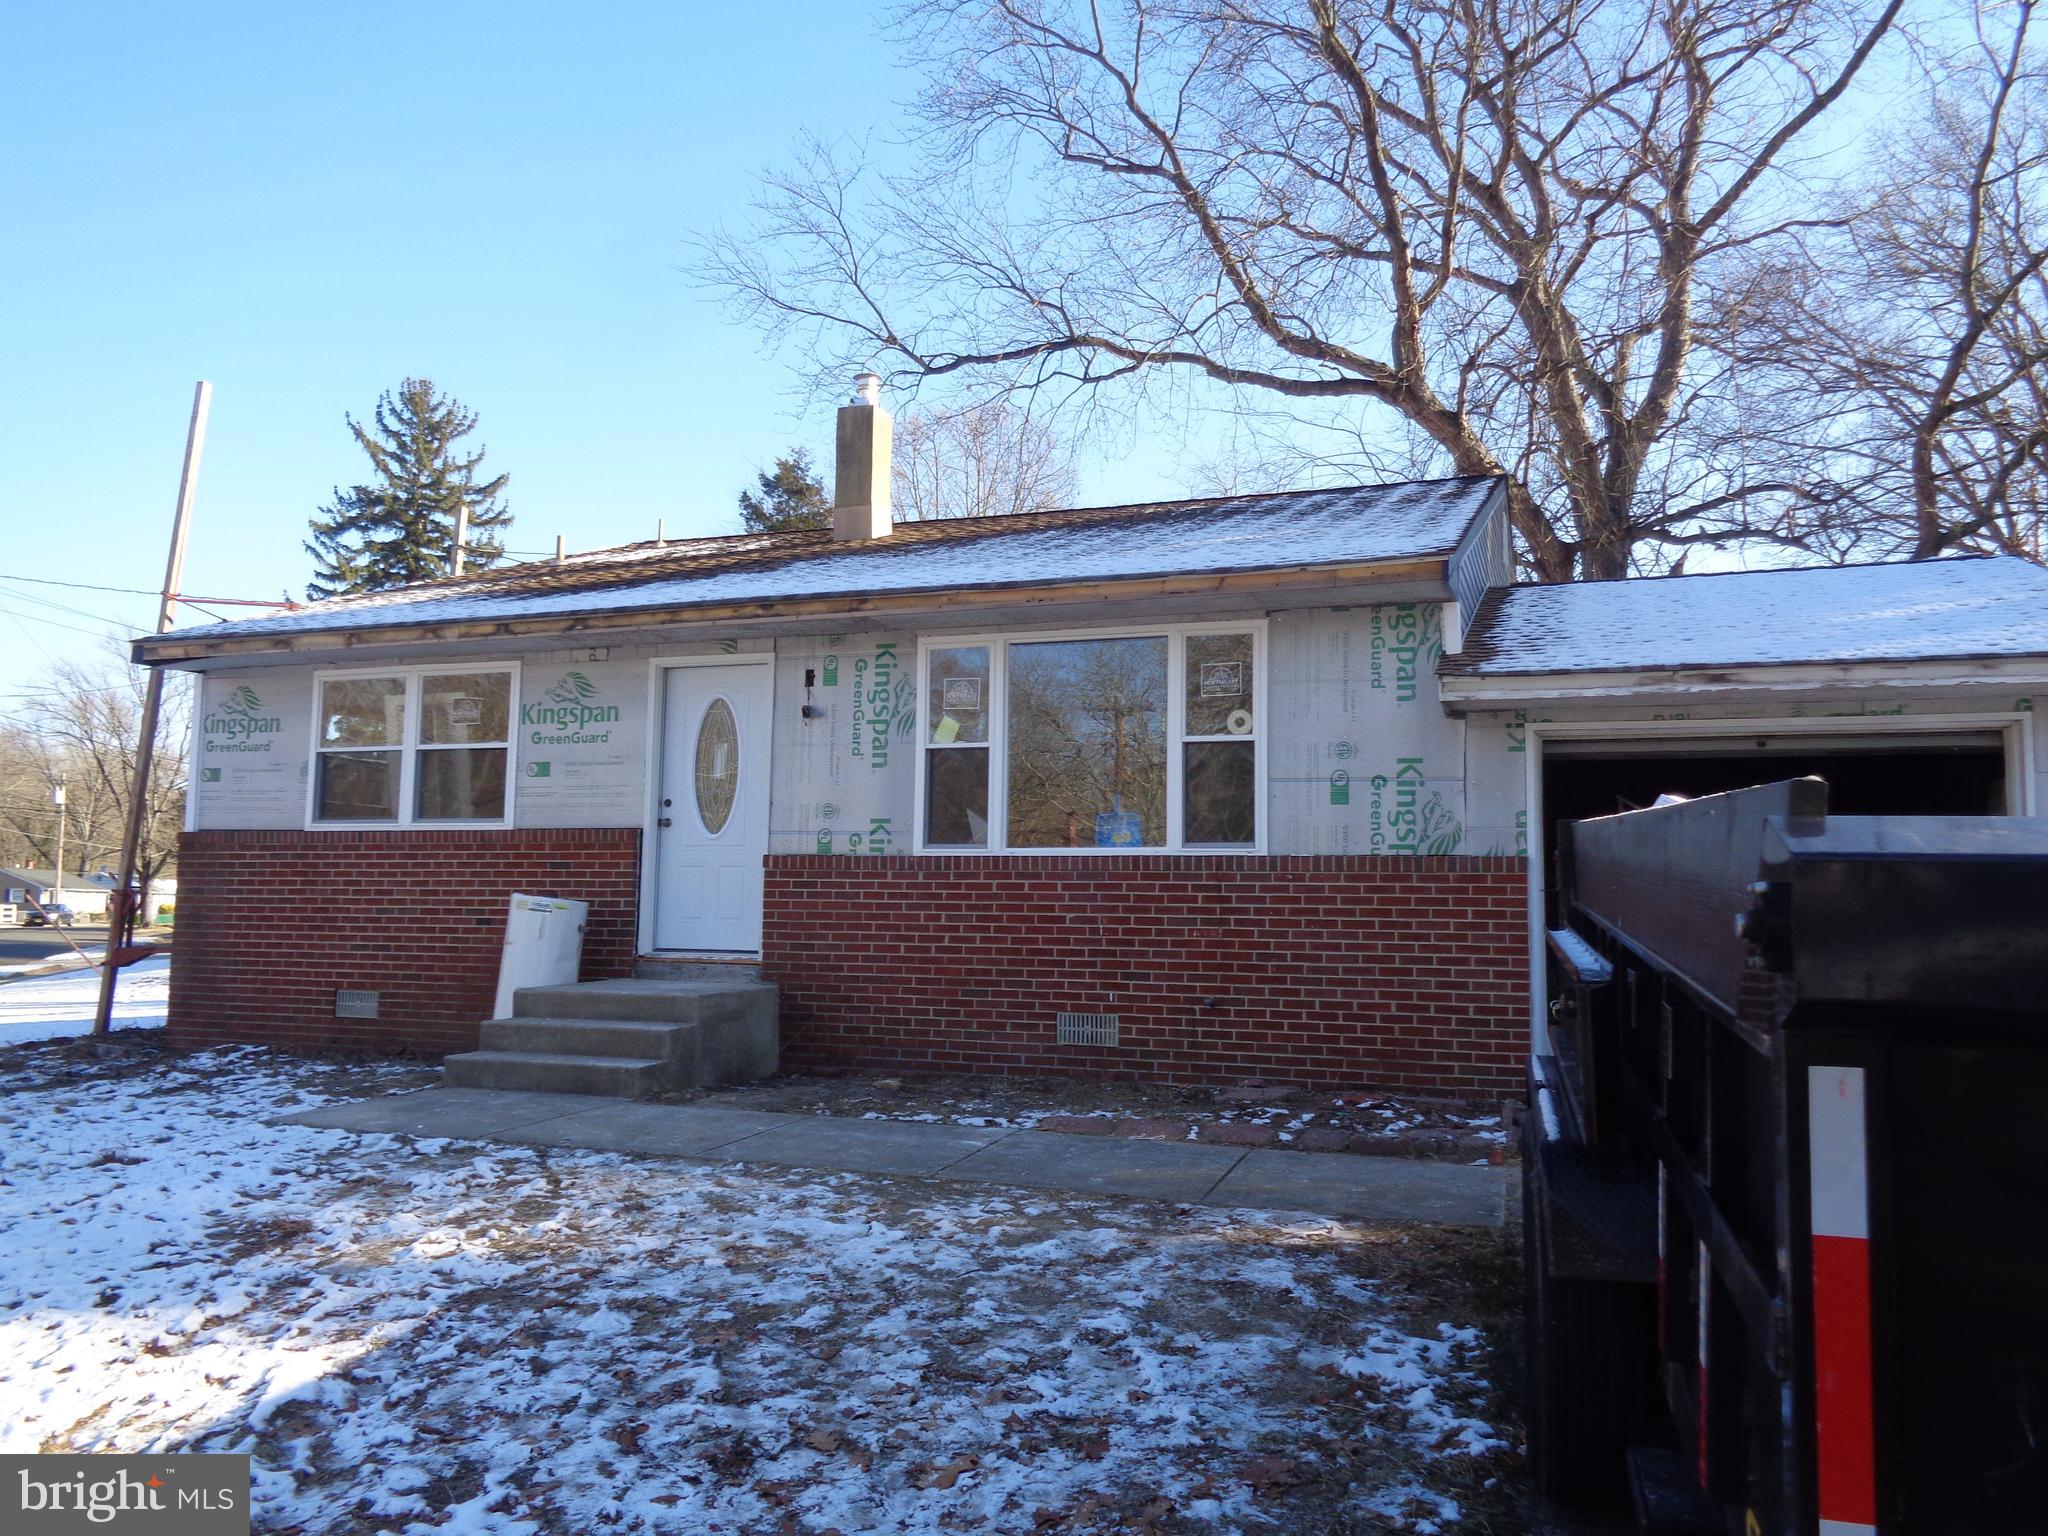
[134,388,2048,1097]
[1,869,113,922]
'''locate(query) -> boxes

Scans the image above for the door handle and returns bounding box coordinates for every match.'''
[657,817,673,828]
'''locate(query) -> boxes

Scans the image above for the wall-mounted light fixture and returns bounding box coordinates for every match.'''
[801,667,823,720]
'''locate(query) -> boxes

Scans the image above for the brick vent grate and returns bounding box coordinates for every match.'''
[1055,1011,1121,1047]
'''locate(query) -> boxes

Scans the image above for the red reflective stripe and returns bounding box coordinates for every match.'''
[1812,1234,1877,1524]
[1808,1065,1876,1525]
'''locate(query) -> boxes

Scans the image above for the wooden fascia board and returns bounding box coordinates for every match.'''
[1436,654,2048,711]
[135,557,1450,666]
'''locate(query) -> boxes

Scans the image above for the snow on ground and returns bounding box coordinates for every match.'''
[0,948,106,980]
[0,953,168,1038]
[1,1035,1521,1535]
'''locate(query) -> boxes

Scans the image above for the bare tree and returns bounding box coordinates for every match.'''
[0,722,64,870]
[0,649,188,910]
[699,0,1907,579]
[893,401,1079,520]
[1752,0,2045,560]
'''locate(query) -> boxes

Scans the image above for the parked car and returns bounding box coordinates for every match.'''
[25,904,76,927]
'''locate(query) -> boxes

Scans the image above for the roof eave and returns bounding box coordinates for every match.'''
[1437,652,2048,712]
[136,555,1453,666]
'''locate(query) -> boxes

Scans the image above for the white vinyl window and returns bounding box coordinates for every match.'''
[308,665,518,827]
[916,624,1264,854]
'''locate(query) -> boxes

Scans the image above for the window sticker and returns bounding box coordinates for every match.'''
[941,676,983,712]
[1199,660,1244,698]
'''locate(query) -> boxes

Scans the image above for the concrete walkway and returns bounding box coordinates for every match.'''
[282,1088,1514,1228]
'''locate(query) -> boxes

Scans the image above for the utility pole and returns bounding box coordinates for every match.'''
[93,381,209,1038]
[51,784,65,911]
[451,499,469,576]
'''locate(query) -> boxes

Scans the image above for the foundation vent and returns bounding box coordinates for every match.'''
[1055,1011,1120,1047]
[335,989,380,1019]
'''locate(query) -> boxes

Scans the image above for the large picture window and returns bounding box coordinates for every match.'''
[310,666,516,826]
[916,625,1262,853]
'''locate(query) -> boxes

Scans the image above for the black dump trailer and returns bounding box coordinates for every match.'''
[1524,778,2048,1535]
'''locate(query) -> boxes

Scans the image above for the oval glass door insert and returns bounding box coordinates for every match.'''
[693,697,740,835]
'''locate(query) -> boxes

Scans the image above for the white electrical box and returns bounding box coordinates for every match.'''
[493,893,589,1020]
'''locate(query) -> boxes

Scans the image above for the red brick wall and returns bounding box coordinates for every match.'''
[169,829,640,1056]
[762,854,1530,1098]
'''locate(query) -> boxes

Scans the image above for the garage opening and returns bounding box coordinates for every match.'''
[1538,730,2011,924]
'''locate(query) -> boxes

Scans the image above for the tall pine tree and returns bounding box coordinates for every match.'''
[306,378,512,599]
[738,448,829,533]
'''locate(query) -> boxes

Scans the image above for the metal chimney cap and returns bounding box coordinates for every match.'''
[852,370,883,407]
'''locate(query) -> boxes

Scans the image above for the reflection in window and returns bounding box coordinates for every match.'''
[416,748,507,820]
[420,672,511,743]
[311,668,515,825]
[320,676,405,746]
[1006,636,1167,848]
[925,748,989,846]
[925,646,990,846]
[1185,631,1255,737]
[316,750,401,821]
[1184,741,1256,844]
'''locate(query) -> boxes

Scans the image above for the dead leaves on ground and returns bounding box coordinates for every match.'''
[1239,1452,1311,1497]
[1031,1492,1176,1531]
[911,1452,980,1490]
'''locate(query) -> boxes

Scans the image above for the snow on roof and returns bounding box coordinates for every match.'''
[151,476,1501,647]
[1447,555,2048,676]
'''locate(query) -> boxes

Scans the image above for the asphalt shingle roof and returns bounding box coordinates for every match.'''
[150,476,1503,647]
[1445,555,2048,676]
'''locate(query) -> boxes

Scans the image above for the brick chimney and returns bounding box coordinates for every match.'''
[832,371,892,542]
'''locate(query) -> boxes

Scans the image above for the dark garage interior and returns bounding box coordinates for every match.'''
[1538,734,2011,921]
[1542,737,2009,828]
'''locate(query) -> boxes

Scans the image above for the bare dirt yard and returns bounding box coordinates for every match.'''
[1,1030,1583,1535]
[674,1071,1515,1167]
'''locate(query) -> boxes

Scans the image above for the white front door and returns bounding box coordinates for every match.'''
[653,661,772,953]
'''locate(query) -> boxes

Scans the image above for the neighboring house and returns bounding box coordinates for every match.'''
[133,387,2048,1096]
[139,874,176,925]
[0,869,112,922]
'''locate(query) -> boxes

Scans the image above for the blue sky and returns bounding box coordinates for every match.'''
[1,2,1934,711]
[0,2,1188,703]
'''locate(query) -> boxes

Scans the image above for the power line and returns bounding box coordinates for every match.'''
[0,574,295,611]
[1,606,62,663]
[0,606,125,643]
[0,586,136,630]
[0,573,161,598]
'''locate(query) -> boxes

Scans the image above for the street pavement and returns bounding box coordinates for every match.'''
[0,924,109,968]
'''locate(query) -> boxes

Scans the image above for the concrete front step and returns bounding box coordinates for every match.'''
[635,957,763,983]
[480,1016,691,1061]
[443,974,780,1099]
[443,1050,667,1099]
[514,976,775,1026]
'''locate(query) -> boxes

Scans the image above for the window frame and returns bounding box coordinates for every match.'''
[305,662,521,830]
[914,621,1266,856]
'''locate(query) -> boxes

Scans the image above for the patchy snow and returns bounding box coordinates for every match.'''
[1451,555,2048,675]
[1,1043,1518,1533]
[151,478,1498,645]
[0,947,111,980]
[0,954,169,1040]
